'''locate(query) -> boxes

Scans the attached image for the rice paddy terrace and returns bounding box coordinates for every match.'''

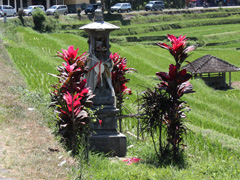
[1,7,240,179]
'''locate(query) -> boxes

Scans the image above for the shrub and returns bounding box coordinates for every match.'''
[110,53,137,131]
[49,46,94,156]
[32,8,46,31]
[44,17,60,32]
[32,9,60,32]
[139,34,196,160]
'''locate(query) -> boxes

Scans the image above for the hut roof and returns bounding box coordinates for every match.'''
[182,54,240,74]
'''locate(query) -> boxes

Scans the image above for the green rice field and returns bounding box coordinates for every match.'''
[1,9,240,179]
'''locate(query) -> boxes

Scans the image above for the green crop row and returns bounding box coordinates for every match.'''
[121,11,240,26]
[111,16,240,36]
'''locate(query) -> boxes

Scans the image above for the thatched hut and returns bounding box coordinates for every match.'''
[182,54,240,88]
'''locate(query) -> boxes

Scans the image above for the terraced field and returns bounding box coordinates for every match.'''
[1,8,240,179]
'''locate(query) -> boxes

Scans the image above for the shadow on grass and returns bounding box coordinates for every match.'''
[141,150,187,169]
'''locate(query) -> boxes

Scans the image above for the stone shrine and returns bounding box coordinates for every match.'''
[79,1,126,157]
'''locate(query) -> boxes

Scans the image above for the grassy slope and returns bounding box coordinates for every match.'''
[0,42,76,179]
[1,11,240,179]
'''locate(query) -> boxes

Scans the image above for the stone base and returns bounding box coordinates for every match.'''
[89,133,126,157]
[89,90,126,157]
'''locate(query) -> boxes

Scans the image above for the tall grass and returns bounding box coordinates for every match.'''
[67,131,239,179]
[7,47,57,93]
[4,27,89,94]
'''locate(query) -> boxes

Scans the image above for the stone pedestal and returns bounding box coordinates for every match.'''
[90,133,126,157]
[89,96,127,157]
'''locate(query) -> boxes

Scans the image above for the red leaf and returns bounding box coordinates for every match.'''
[156,72,170,81]
[99,119,102,126]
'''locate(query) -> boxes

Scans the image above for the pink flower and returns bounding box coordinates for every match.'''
[122,158,142,165]
[157,34,186,57]
[157,34,196,64]
[66,45,79,60]
[110,53,120,63]
[57,46,88,65]
[58,46,79,61]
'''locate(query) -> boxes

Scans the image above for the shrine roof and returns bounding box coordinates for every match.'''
[79,21,120,31]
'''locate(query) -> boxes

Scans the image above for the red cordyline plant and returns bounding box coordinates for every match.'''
[140,34,196,160]
[110,53,136,105]
[49,46,94,156]
[110,53,137,131]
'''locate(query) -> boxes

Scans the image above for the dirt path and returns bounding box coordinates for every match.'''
[0,42,76,179]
